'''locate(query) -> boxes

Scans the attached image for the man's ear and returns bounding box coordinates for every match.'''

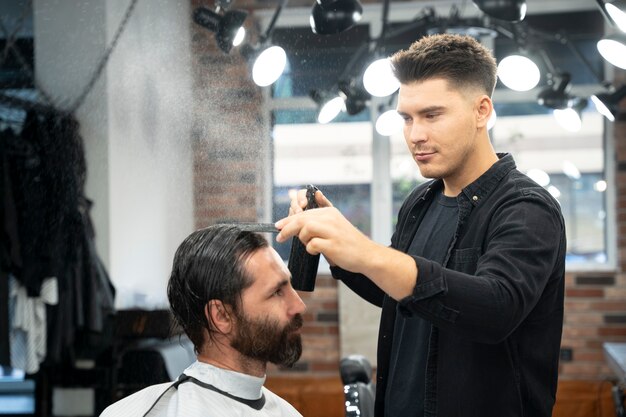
[476,95,493,129]
[205,299,233,335]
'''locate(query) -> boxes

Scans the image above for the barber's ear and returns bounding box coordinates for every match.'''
[476,95,493,128]
[205,300,233,334]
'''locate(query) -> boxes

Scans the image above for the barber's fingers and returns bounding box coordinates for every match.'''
[287,188,333,216]
[288,189,307,215]
[314,190,333,208]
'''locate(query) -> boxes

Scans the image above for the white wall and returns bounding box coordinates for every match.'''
[33,0,195,309]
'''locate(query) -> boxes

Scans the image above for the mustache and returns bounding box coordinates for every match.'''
[285,314,304,332]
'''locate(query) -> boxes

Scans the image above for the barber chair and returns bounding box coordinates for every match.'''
[340,354,375,417]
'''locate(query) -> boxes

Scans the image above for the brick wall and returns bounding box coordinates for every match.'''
[191,0,266,227]
[191,5,626,381]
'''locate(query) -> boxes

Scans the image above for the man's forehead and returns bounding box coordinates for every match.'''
[243,246,290,287]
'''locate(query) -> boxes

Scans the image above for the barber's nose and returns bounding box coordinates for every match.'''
[407,121,427,144]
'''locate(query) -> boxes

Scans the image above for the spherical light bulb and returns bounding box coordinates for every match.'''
[553,108,582,132]
[606,3,626,33]
[252,46,287,87]
[597,37,626,69]
[497,55,540,91]
[375,110,403,136]
[363,58,400,97]
[318,96,345,124]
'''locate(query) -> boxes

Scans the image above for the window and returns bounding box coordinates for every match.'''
[269,6,612,270]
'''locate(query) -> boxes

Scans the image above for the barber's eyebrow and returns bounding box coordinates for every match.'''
[397,105,446,117]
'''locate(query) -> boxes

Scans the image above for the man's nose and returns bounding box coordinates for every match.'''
[288,287,307,316]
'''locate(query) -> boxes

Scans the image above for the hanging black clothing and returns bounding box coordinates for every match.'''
[1,108,115,369]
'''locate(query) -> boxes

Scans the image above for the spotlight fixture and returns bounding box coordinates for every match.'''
[338,79,370,115]
[241,44,288,87]
[591,85,626,122]
[311,89,345,124]
[597,0,626,32]
[310,0,363,35]
[472,0,527,22]
[537,73,572,110]
[497,54,540,91]
[363,58,400,97]
[193,7,247,54]
[553,97,587,133]
[375,109,403,136]
[597,34,626,69]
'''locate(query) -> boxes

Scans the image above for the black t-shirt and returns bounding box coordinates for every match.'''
[385,191,458,417]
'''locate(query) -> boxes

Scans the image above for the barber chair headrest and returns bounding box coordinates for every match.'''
[340,354,373,385]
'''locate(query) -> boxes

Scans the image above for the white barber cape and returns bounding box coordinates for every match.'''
[99,361,302,417]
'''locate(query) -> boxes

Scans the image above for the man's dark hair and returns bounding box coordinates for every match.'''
[167,225,268,353]
[390,33,498,97]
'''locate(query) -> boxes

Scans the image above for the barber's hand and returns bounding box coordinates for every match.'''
[276,207,377,274]
[288,188,333,216]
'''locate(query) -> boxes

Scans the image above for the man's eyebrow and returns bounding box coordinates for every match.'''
[271,278,290,293]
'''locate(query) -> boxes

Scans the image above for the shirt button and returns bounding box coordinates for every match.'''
[472,195,479,202]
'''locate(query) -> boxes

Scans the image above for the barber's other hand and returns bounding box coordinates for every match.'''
[288,188,333,216]
[276,207,376,274]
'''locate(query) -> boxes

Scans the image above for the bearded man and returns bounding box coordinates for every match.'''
[100,225,306,417]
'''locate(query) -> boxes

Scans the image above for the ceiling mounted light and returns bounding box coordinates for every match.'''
[338,80,370,115]
[363,58,400,97]
[597,34,626,69]
[591,85,626,122]
[375,110,403,136]
[472,0,527,22]
[311,90,346,124]
[310,0,363,35]
[245,45,287,87]
[497,55,540,91]
[537,73,572,110]
[193,7,248,54]
[599,0,626,32]
[553,97,587,133]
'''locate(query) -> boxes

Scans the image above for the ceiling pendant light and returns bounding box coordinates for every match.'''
[597,34,626,69]
[310,0,363,35]
[472,0,527,22]
[193,7,248,54]
[497,55,540,91]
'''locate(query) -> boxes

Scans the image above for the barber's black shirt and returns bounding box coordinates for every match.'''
[385,192,458,417]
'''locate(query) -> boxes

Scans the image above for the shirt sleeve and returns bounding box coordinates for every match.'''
[398,191,565,344]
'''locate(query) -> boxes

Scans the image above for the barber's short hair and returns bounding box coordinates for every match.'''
[390,33,497,97]
[167,225,268,353]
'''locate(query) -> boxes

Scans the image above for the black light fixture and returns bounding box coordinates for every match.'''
[310,0,363,35]
[472,0,527,22]
[591,85,626,122]
[537,73,572,109]
[338,79,370,115]
[193,6,248,54]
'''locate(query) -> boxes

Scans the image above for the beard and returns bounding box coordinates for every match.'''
[230,311,303,368]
